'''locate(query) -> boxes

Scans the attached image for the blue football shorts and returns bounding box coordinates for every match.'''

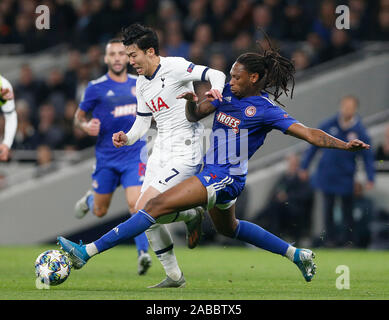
[91,161,146,194]
[195,165,246,210]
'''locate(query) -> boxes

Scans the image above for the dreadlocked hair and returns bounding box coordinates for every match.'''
[121,23,159,55]
[236,31,295,106]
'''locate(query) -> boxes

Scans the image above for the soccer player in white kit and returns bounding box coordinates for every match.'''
[112,23,226,287]
[0,75,17,162]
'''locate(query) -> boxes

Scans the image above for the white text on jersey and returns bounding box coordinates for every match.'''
[111,104,137,117]
[216,111,241,134]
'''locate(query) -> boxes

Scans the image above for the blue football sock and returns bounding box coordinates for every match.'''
[94,210,155,254]
[86,193,94,213]
[234,220,290,256]
[134,232,149,256]
[131,211,149,255]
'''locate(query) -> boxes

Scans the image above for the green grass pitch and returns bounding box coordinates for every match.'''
[0,245,388,300]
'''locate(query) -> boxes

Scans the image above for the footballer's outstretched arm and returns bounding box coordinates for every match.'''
[112,115,152,148]
[203,68,225,101]
[125,114,151,145]
[177,91,216,122]
[286,122,370,151]
[177,58,225,102]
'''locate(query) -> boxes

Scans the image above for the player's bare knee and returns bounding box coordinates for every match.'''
[143,197,159,213]
[127,203,137,214]
[93,206,108,218]
[143,197,166,218]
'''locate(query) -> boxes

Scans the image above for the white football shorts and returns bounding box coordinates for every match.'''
[141,154,202,193]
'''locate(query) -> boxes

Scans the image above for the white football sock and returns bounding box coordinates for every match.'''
[175,208,199,223]
[85,243,99,257]
[157,250,182,281]
[146,223,182,281]
[285,245,297,262]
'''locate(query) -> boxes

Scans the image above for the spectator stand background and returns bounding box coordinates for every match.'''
[1,0,387,157]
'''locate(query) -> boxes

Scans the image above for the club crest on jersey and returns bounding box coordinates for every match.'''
[146,97,170,113]
[216,111,241,134]
[92,179,98,189]
[245,106,256,117]
[187,63,195,73]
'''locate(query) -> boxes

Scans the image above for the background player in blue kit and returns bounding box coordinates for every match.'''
[58,38,371,283]
[300,95,375,247]
[73,39,151,275]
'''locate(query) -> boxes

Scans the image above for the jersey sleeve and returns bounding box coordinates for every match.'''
[173,57,209,83]
[0,76,15,113]
[135,84,152,116]
[262,105,299,133]
[79,82,98,112]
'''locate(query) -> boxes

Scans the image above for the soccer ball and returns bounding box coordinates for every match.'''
[35,250,72,286]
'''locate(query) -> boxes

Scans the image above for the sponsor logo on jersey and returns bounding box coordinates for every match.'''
[245,106,256,117]
[187,63,195,73]
[111,104,137,117]
[146,97,170,113]
[106,90,115,96]
[216,111,241,134]
[224,96,232,103]
[204,176,211,183]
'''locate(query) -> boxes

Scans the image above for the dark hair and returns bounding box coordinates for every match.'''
[236,32,295,106]
[121,23,159,55]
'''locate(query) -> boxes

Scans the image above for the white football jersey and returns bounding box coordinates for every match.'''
[136,56,208,165]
